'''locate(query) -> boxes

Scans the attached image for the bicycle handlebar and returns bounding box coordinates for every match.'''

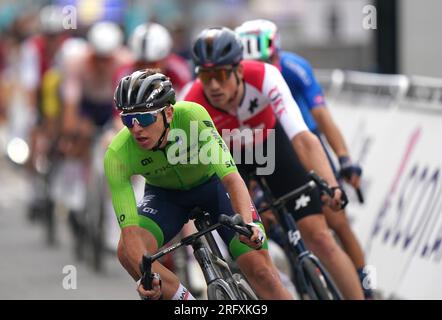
[140,212,256,291]
[256,180,316,214]
[219,214,266,247]
[308,171,333,197]
[219,214,253,239]
[308,171,348,209]
[355,188,364,204]
[254,171,349,214]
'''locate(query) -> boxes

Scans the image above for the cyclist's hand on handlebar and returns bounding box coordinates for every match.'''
[239,222,265,250]
[321,185,348,211]
[309,171,349,211]
[338,156,362,189]
[137,273,162,300]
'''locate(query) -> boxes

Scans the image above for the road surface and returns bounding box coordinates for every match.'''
[0,155,137,300]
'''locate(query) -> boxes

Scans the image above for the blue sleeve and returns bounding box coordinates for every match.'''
[280,53,326,111]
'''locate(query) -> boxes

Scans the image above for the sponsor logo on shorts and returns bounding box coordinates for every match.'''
[142,207,158,215]
[294,194,311,210]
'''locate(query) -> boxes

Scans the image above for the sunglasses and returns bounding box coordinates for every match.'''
[120,110,160,128]
[197,67,235,85]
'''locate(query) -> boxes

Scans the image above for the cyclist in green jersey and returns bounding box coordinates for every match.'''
[104,69,293,300]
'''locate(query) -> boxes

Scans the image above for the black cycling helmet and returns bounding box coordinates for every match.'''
[114,70,176,112]
[192,27,243,68]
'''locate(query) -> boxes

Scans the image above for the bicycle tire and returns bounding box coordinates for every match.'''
[91,178,106,272]
[43,198,56,246]
[232,273,259,300]
[302,258,333,300]
[207,279,238,300]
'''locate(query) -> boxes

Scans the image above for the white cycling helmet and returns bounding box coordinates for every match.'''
[59,37,88,61]
[87,22,123,56]
[39,5,65,34]
[129,22,172,62]
[235,19,280,61]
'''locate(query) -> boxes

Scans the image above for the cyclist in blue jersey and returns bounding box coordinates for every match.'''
[236,19,372,299]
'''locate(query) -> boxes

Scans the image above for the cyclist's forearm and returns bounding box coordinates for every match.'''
[312,107,349,157]
[292,131,339,186]
[121,226,147,278]
[221,172,254,224]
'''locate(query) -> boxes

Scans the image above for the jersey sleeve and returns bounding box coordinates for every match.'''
[103,148,139,229]
[185,102,238,180]
[262,63,309,139]
[282,57,326,110]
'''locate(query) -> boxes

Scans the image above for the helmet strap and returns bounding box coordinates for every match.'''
[152,109,170,151]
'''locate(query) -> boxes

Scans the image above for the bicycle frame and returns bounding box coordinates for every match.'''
[140,210,257,300]
[254,173,342,300]
[192,211,244,297]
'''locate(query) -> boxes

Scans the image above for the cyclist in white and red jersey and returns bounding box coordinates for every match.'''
[182,27,364,299]
[236,19,372,299]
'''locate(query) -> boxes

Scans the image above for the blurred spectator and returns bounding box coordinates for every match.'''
[116,22,192,92]
[60,21,131,154]
[21,5,68,127]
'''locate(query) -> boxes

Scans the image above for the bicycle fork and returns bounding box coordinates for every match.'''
[278,210,342,300]
[192,238,242,299]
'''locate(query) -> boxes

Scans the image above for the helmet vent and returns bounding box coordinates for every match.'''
[222,43,232,58]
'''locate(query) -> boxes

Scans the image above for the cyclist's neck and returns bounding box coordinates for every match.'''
[159,127,171,149]
[225,79,245,114]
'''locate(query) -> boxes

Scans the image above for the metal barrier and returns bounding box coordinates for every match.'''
[401,75,442,112]
[314,68,442,299]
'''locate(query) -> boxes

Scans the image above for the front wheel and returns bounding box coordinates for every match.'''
[207,279,238,300]
[232,273,259,300]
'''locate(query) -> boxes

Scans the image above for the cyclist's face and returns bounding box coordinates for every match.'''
[199,64,243,110]
[127,107,173,150]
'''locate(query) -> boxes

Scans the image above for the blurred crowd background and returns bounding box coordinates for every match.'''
[1,0,379,74]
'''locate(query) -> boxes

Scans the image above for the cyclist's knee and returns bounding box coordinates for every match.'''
[255,265,278,282]
[326,211,352,234]
[305,229,339,258]
[238,252,279,284]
